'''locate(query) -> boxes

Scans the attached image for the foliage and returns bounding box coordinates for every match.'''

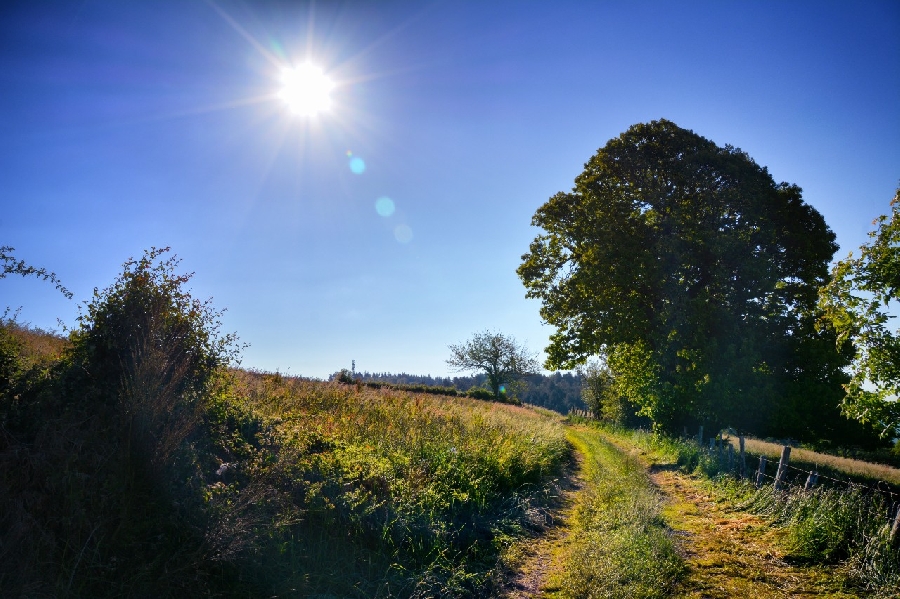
[819,187,900,438]
[579,359,640,425]
[447,330,539,402]
[1,245,73,298]
[0,248,258,597]
[69,247,241,485]
[519,119,844,436]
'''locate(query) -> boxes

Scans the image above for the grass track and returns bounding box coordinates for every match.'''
[506,422,872,598]
[591,426,864,598]
[541,425,685,599]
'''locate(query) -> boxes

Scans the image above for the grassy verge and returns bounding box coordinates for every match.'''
[545,424,684,598]
[586,420,900,597]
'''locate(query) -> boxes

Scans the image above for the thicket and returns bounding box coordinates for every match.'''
[0,248,253,596]
[0,248,570,597]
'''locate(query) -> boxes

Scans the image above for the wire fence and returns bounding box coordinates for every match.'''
[567,409,900,536]
[698,430,900,536]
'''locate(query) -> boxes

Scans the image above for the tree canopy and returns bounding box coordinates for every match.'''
[518,120,846,435]
[819,187,900,438]
[446,331,539,402]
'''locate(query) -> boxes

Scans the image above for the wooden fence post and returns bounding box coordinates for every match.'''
[739,436,746,479]
[697,425,704,447]
[756,456,767,488]
[728,444,734,472]
[774,446,791,491]
[804,470,818,490]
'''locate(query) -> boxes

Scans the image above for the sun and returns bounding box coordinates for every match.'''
[279,64,334,117]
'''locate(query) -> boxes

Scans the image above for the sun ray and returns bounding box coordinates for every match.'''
[206,0,284,69]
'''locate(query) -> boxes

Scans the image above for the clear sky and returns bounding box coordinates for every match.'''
[2,1,898,379]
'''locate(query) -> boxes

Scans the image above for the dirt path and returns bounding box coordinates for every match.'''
[497,454,582,598]
[500,425,860,598]
[649,467,859,598]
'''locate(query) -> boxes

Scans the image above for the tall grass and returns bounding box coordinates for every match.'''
[0,249,571,597]
[228,371,570,597]
[551,425,684,598]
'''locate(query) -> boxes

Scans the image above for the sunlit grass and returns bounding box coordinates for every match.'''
[734,437,900,486]
[547,425,684,598]
[220,370,570,596]
[583,420,900,597]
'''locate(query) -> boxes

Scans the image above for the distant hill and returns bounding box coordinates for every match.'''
[349,370,586,414]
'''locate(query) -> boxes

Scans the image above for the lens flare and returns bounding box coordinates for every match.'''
[394,224,413,243]
[375,196,395,216]
[349,157,366,174]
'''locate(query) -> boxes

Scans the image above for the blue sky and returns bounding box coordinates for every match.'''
[2,1,898,379]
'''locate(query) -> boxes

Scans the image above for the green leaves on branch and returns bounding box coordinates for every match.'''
[819,187,900,438]
[1,245,72,298]
[519,120,842,435]
[446,330,539,402]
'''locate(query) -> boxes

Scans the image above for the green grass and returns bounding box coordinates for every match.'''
[547,424,685,598]
[225,370,571,597]
[581,420,900,598]
[0,324,570,599]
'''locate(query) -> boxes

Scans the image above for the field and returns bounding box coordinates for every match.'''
[3,318,900,597]
[0,318,571,597]
[732,436,900,487]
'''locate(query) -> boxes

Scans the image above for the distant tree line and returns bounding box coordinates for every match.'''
[350,370,585,414]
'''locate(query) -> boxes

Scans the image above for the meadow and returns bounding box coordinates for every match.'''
[0,247,577,597]
[0,317,570,597]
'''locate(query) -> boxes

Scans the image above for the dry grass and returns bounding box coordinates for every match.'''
[731,437,900,486]
[653,470,859,598]
[2,320,69,366]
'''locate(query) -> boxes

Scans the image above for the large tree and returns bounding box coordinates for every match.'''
[518,120,843,434]
[819,188,900,439]
[447,331,539,402]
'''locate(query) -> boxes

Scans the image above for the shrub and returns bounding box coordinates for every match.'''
[466,387,495,401]
[70,246,240,482]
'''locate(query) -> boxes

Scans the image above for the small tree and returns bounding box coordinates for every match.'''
[446,331,539,402]
[580,359,632,424]
[819,187,900,438]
